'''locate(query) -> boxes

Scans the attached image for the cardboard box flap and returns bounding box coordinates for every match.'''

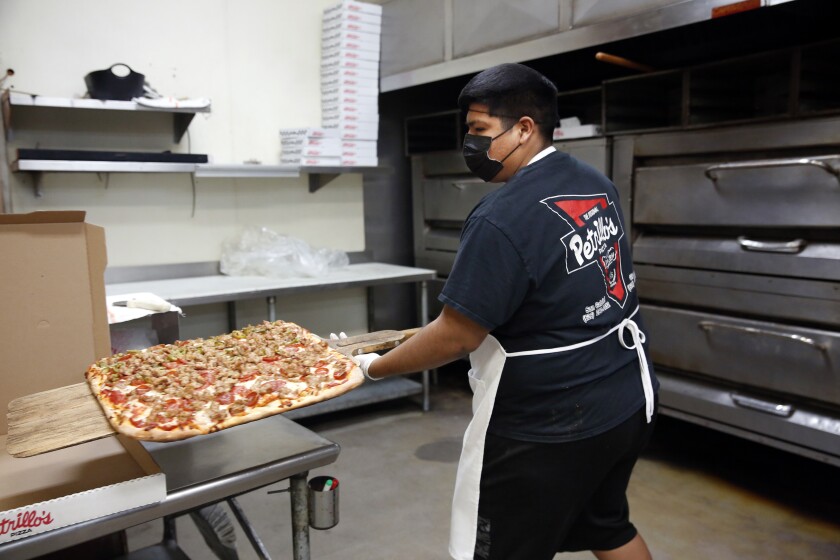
[0,212,109,435]
[0,211,86,225]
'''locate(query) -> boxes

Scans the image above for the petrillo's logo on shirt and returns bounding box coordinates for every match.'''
[541,193,628,307]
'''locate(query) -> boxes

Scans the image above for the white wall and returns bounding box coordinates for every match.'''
[0,0,372,337]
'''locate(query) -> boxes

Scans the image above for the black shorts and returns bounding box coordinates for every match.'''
[473,403,657,560]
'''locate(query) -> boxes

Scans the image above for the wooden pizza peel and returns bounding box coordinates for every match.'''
[6,328,420,458]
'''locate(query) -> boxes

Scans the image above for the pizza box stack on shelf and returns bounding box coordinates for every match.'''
[281,127,342,167]
[321,0,381,167]
[0,211,165,545]
[552,116,602,140]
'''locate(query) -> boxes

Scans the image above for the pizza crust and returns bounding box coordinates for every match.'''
[115,420,207,442]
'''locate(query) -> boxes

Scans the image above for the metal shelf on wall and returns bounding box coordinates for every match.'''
[301,165,389,192]
[11,160,198,174]
[10,160,387,196]
[2,91,210,143]
[10,159,199,197]
[194,163,300,178]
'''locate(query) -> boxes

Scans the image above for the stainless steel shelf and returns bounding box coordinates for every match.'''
[5,91,210,114]
[195,163,300,178]
[12,159,198,173]
[3,91,210,143]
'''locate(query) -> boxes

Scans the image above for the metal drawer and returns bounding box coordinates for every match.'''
[657,370,840,467]
[422,227,460,252]
[635,264,840,326]
[633,234,840,282]
[422,177,499,222]
[642,304,840,407]
[634,155,840,227]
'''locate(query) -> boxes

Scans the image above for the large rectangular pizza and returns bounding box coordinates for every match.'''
[85,320,362,442]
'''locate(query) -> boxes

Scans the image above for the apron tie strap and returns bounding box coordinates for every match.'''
[617,318,654,423]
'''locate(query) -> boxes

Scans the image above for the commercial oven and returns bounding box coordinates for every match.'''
[411,137,612,319]
[613,116,840,465]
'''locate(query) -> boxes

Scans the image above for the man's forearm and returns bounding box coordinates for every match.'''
[366,306,489,379]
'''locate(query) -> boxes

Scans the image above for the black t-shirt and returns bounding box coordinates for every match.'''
[439,149,658,442]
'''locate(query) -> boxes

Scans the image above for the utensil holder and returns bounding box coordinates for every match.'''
[308,476,339,530]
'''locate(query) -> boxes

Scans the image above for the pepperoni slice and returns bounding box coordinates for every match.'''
[243,391,259,407]
[216,392,234,405]
[232,385,251,397]
[152,413,179,431]
[134,384,152,396]
[199,371,216,390]
[259,379,286,393]
[129,416,157,429]
[104,389,127,405]
[164,398,184,413]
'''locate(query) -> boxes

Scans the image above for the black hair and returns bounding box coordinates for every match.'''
[458,63,558,140]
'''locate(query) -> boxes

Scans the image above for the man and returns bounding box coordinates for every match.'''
[352,63,658,560]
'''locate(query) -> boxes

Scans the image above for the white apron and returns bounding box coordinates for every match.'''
[448,308,654,560]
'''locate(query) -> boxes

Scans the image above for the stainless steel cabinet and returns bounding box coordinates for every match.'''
[571,0,686,26]
[380,0,447,76]
[452,0,560,57]
[380,0,763,92]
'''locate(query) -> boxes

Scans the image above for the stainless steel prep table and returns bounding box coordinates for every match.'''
[106,262,438,413]
[0,415,339,560]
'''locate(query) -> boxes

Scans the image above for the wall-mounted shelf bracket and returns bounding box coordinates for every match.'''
[303,166,389,193]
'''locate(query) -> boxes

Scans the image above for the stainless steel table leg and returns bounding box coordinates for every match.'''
[227,301,237,332]
[420,280,430,412]
[290,472,310,560]
[227,497,271,560]
[267,295,277,322]
[366,286,375,331]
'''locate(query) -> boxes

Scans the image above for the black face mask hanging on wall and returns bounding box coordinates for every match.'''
[462,125,520,182]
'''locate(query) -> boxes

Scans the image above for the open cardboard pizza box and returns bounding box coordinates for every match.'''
[6,328,419,458]
[0,211,166,544]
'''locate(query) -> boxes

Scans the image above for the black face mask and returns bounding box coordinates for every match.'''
[462,125,519,182]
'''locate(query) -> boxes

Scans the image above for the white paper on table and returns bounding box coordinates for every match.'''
[106,292,183,325]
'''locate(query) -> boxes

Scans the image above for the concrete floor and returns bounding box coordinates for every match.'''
[126,368,840,560]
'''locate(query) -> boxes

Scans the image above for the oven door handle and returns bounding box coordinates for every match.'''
[704,158,840,182]
[698,321,829,353]
[450,180,482,190]
[737,236,806,254]
[730,393,794,418]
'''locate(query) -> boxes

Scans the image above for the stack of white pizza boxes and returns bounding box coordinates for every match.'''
[321,0,381,167]
[280,127,341,168]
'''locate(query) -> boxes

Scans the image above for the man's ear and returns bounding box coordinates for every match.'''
[518,116,537,144]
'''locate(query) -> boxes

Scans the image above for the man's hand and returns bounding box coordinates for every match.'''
[330,332,382,381]
[354,353,381,381]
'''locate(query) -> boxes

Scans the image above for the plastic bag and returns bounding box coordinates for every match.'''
[220,227,349,278]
